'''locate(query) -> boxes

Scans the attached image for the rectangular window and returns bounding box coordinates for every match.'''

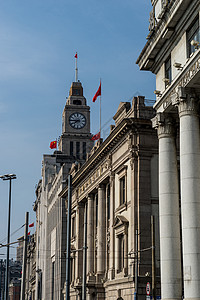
[72,217,76,238]
[76,142,80,159]
[107,184,110,220]
[187,17,200,56]
[70,141,73,156]
[118,235,124,272]
[120,176,126,205]
[165,56,171,86]
[83,142,86,160]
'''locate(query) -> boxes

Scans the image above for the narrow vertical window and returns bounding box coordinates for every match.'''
[187,17,200,56]
[120,176,126,205]
[165,56,171,86]
[107,184,110,220]
[83,142,86,160]
[72,217,76,238]
[118,235,124,272]
[70,141,73,156]
[76,142,80,159]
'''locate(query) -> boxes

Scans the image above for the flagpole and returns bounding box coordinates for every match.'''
[100,79,101,139]
[75,53,78,82]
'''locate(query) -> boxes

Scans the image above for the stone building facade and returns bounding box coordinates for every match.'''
[60,96,159,300]
[137,1,200,299]
[33,80,93,300]
[25,234,36,300]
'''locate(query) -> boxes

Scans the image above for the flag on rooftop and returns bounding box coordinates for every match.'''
[91,132,100,141]
[92,81,101,102]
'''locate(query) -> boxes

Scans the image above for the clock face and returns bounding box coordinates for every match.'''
[69,113,86,129]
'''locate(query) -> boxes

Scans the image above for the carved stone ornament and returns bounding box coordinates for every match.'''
[157,121,175,139]
[152,114,175,139]
[149,8,155,32]
[178,97,199,117]
[161,0,168,9]
[173,87,199,117]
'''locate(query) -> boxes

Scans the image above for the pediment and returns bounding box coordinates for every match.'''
[113,215,128,229]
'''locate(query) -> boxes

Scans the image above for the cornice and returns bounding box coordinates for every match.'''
[59,118,152,197]
[136,0,194,71]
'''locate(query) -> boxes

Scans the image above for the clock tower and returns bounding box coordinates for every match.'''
[59,81,93,162]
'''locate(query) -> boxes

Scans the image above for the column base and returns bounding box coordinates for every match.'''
[87,274,95,284]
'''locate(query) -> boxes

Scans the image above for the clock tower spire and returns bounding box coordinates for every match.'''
[58,80,93,163]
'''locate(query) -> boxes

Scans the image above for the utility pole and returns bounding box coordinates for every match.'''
[134,229,138,300]
[151,215,156,300]
[0,173,16,300]
[0,259,2,300]
[66,175,72,300]
[20,212,29,300]
[82,203,87,300]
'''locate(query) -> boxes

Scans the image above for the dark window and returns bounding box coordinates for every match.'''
[118,235,124,272]
[120,176,126,205]
[73,89,80,96]
[165,56,172,86]
[73,100,82,105]
[187,17,200,56]
[83,142,86,160]
[76,142,80,159]
[72,217,76,238]
[107,184,110,220]
[70,141,73,156]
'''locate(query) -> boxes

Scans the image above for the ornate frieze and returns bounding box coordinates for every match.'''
[178,56,200,88]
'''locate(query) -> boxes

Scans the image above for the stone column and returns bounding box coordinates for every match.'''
[87,194,95,281]
[124,232,128,276]
[153,114,182,300]
[75,202,84,284]
[108,173,115,280]
[97,184,106,280]
[177,91,200,299]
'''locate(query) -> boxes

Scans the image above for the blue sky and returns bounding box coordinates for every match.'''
[0,0,155,258]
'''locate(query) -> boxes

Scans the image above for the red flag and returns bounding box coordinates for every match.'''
[50,140,57,149]
[29,222,34,228]
[91,132,100,141]
[92,81,101,102]
[74,52,78,58]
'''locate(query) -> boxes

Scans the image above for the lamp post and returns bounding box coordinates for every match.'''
[0,174,16,300]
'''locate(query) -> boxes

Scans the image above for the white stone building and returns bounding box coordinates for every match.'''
[137,1,200,299]
[60,96,159,300]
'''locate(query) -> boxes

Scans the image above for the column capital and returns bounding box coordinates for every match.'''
[87,193,94,201]
[152,113,175,139]
[109,172,115,182]
[172,87,199,117]
[98,183,105,190]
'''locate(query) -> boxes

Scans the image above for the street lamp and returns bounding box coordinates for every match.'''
[0,174,16,300]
